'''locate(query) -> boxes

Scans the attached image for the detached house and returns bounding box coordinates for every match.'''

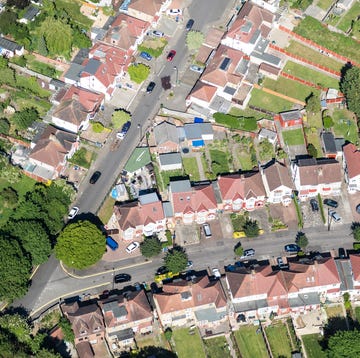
[226,258,341,320]
[261,160,293,206]
[153,121,180,154]
[291,157,342,200]
[169,180,218,224]
[52,85,104,133]
[61,301,105,348]
[217,172,266,211]
[343,142,360,193]
[114,192,166,240]
[153,275,227,329]
[27,125,78,181]
[79,43,127,99]
[99,290,153,351]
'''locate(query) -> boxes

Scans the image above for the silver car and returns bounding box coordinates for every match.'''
[190,64,204,73]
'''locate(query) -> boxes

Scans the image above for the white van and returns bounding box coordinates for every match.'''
[202,223,212,238]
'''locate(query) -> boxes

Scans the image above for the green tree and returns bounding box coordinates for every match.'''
[0,187,18,207]
[6,0,29,9]
[37,35,48,56]
[0,56,8,69]
[0,235,31,301]
[0,118,10,134]
[92,122,104,133]
[9,219,51,265]
[352,223,360,241]
[0,10,18,35]
[258,139,274,161]
[55,220,105,269]
[140,236,162,258]
[243,219,260,238]
[72,28,92,49]
[307,143,318,158]
[341,66,360,115]
[128,63,150,84]
[323,115,334,129]
[164,327,172,342]
[276,147,287,160]
[12,108,39,130]
[296,232,309,249]
[234,244,244,257]
[164,246,188,273]
[111,109,131,129]
[306,92,321,114]
[326,329,360,357]
[186,31,205,51]
[59,317,75,343]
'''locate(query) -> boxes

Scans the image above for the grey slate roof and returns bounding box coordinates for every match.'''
[321,132,337,154]
[169,179,191,193]
[83,58,101,75]
[335,259,354,291]
[22,5,40,21]
[139,192,159,205]
[64,63,84,83]
[0,36,23,52]
[162,201,173,218]
[251,51,281,66]
[288,292,320,308]
[194,307,226,322]
[184,123,213,140]
[108,328,134,341]
[153,121,179,146]
[159,152,182,166]
[280,110,302,122]
[233,299,268,313]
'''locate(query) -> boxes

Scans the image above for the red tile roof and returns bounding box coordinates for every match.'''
[114,200,165,230]
[171,183,217,215]
[350,254,360,282]
[62,85,104,112]
[154,275,227,314]
[343,143,360,179]
[218,172,266,201]
[263,161,293,192]
[128,0,163,17]
[189,81,217,103]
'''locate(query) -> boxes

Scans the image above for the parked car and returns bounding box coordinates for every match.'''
[187,260,193,268]
[277,257,287,269]
[284,244,300,253]
[126,241,140,253]
[189,64,204,73]
[152,30,164,37]
[212,268,221,279]
[139,51,152,61]
[117,121,131,139]
[89,171,101,184]
[202,223,212,238]
[356,204,360,214]
[68,206,79,220]
[310,198,319,211]
[329,210,341,222]
[114,273,131,284]
[324,198,338,208]
[167,8,182,15]
[241,248,255,259]
[338,247,346,259]
[156,266,169,275]
[166,50,176,61]
[146,81,156,93]
[106,236,118,251]
[186,19,194,31]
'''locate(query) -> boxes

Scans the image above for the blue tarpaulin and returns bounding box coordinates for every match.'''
[194,117,204,123]
[192,140,205,147]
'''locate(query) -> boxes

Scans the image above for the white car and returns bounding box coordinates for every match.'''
[212,268,221,279]
[152,30,164,37]
[68,206,79,220]
[190,65,204,74]
[167,8,182,15]
[126,241,140,253]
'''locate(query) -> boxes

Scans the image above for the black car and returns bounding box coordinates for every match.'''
[146,81,156,93]
[338,248,346,259]
[156,266,169,275]
[186,19,194,31]
[310,198,319,211]
[89,171,101,184]
[114,273,131,284]
[324,198,338,208]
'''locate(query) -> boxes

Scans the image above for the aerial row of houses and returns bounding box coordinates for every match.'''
[60,253,360,357]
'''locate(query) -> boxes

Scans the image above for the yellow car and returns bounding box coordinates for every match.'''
[233,231,246,239]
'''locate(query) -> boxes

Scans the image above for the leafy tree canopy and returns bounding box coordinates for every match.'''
[307,143,318,158]
[0,235,31,301]
[351,223,360,241]
[296,232,309,249]
[55,220,105,269]
[111,109,131,129]
[326,329,360,357]
[234,244,244,257]
[186,31,205,51]
[128,63,150,84]
[0,118,10,135]
[12,107,39,130]
[258,139,274,162]
[341,66,360,115]
[0,187,18,207]
[59,317,74,343]
[164,246,188,273]
[0,10,18,35]
[306,92,321,114]
[243,219,260,238]
[323,116,334,129]
[6,0,29,9]
[140,236,162,258]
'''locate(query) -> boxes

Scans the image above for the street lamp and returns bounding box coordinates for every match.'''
[173,66,179,86]
[112,267,115,291]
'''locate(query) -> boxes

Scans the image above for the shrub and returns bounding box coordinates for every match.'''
[323,116,334,129]
[213,112,257,131]
[92,122,104,133]
[243,219,260,237]
[128,63,150,84]
[234,244,244,257]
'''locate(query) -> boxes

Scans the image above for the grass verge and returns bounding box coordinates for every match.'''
[97,196,116,224]
[318,193,326,224]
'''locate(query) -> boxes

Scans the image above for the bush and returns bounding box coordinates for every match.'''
[234,244,244,257]
[92,122,104,133]
[213,112,257,131]
[323,116,334,129]
[112,109,131,129]
[0,118,10,134]
[140,236,162,258]
[128,63,150,84]
[243,219,260,238]
[351,223,360,241]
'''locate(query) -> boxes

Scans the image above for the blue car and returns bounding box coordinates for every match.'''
[140,51,152,61]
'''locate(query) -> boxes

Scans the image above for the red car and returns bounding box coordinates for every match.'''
[166,50,176,61]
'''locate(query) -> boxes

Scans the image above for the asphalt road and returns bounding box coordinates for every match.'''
[12,0,235,316]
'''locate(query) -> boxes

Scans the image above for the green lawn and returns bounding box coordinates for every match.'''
[233,325,268,358]
[286,41,345,72]
[136,333,169,349]
[283,61,340,89]
[294,17,360,61]
[203,336,231,358]
[237,150,254,170]
[282,128,305,145]
[97,196,116,224]
[229,106,271,120]
[325,304,344,318]
[172,328,206,358]
[332,109,359,144]
[249,88,294,113]
[209,149,230,175]
[160,169,184,191]
[183,157,200,181]
[263,77,320,102]
[302,334,326,358]
[317,0,333,10]
[265,323,292,358]
[337,2,360,33]
[305,129,323,157]
[306,112,323,129]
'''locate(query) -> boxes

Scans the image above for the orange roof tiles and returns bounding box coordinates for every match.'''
[350,254,360,282]
[62,85,104,112]
[189,81,217,103]
[343,143,360,179]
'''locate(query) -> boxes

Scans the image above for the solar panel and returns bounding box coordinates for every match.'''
[220,57,231,71]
